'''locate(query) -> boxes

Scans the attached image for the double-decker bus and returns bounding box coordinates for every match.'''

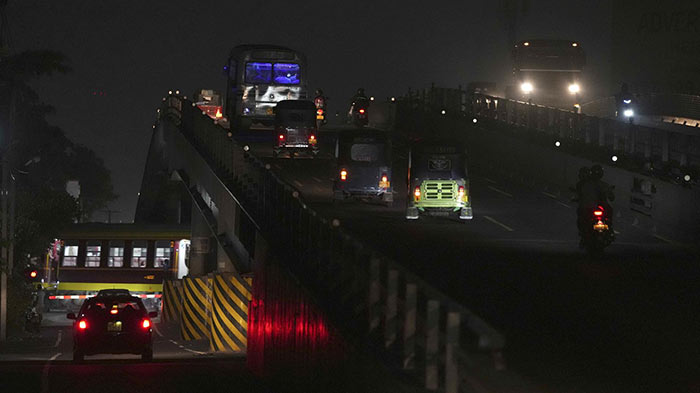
[224,44,308,131]
[509,39,586,108]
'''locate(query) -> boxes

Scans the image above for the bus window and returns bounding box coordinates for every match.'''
[428,156,452,171]
[273,63,300,85]
[245,62,272,84]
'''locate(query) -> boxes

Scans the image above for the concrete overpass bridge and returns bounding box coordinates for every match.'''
[133,89,700,392]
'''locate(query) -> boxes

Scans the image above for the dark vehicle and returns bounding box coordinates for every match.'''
[67,292,158,362]
[580,204,615,254]
[406,140,472,220]
[333,129,393,206]
[273,100,319,158]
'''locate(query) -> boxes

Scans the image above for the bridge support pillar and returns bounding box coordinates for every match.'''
[189,200,211,276]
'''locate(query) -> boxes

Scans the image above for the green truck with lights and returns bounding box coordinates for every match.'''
[406,141,472,220]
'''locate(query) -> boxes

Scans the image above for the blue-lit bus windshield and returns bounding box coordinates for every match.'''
[245,62,272,84]
[273,63,300,85]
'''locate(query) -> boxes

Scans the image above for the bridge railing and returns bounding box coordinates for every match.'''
[158,93,506,391]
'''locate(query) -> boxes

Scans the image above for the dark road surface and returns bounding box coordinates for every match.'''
[244,125,700,393]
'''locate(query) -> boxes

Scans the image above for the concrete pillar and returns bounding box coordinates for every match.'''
[402,283,417,370]
[368,256,381,333]
[425,299,440,390]
[384,269,399,348]
[445,312,460,393]
[661,131,670,162]
[189,199,211,276]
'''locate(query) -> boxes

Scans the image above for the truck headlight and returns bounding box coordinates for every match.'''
[568,83,580,94]
[520,82,533,94]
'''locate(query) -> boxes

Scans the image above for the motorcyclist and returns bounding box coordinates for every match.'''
[314,88,327,111]
[615,83,634,119]
[349,88,369,116]
[577,164,615,235]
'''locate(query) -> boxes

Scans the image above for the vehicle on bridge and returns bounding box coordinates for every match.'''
[273,100,319,158]
[509,39,585,109]
[193,89,224,120]
[406,140,472,220]
[224,44,308,131]
[333,129,393,206]
[67,291,158,362]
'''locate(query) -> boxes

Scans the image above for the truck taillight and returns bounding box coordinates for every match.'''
[340,169,347,181]
[358,108,365,114]
[309,134,317,145]
[278,134,285,140]
[414,187,421,201]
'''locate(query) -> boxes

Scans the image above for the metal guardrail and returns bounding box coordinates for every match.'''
[471,93,700,176]
[156,94,506,392]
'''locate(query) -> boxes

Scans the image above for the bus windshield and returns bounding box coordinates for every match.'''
[273,63,300,84]
[245,62,300,84]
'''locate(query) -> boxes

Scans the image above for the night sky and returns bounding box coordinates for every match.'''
[7,0,610,222]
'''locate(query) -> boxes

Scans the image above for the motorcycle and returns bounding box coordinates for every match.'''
[619,97,635,124]
[349,99,369,127]
[580,204,615,254]
[314,96,327,128]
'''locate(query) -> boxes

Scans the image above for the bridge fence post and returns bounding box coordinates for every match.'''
[368,255,381,334]
[384,269,399,349]
[402,282,417,370]
[425,299,440,390]
[445,311,460,393]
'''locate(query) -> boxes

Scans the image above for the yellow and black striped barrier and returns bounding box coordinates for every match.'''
[209,273,253,352]
[180,276,213,341]
[162,280,183,323]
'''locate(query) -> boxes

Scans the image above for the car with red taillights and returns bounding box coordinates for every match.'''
[272,100,319,158]
[67,290,157,362]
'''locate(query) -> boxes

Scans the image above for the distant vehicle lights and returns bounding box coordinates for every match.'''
[623,109,634,117]
[520,82,534,94]
[568,83,580,94]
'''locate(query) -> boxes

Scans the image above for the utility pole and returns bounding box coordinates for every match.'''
[0,0,12,341]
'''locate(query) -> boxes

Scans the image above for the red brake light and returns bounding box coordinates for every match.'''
[110,309,118,315]
[594,210,603,217]
[78,320,88,330]
[381,174,388,183]
[317,109,323,115]
[359,109,365,114]
[142,319,151,329]
[309,135,315,140]
[340,169,348,181]
[278,134,285,140]
[29,271,37,278]
[458,186,465,194]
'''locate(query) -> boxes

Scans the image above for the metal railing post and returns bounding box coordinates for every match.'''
[425,299,440,390]
[384,269,399,348]
[445,311,460,393]
[402,282,417,370]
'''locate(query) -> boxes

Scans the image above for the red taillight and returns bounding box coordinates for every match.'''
[317,109,323,115]
[458,185,465,194]
[78,320,88,330]
[359,109,365,114]
[381,174,388,183]
[29,271,37,278]
[414,186,421,200]
[110,308,118,315]
[215,107,223,118]
[279,134,285,140]
[340,169,347,181]
[593,210,603,217]
[142,319,151,329]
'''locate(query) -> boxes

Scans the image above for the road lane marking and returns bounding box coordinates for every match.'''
[483,177,497,184]
[541,191,559,199]
[556,201,571,209]
[483,215,514,232]
[169,338,208,356]
[41,352,61,393]
[487,185,513,198]
[54,330,62,348]
[653,234,673,244]
[312,176,323,183]
[293,180,304,188]
[614,230,621,235]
